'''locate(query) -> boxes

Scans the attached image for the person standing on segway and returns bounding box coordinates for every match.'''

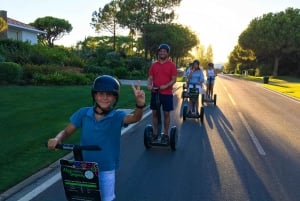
[147,44,177,142]
[47,75,146,201]
[184,62,193,82]
[205,62,217,99]
[187,59,205,115]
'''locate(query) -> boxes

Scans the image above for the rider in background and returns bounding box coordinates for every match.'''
[147,44,177,142]
[206,62,217,99]
[184,62,193,83]
[188,60,204,115]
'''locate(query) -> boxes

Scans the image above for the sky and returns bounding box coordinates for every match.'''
[2,0,300,63]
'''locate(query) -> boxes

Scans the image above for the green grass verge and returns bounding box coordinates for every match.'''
[0,85,149,192]
[231,74,300,99]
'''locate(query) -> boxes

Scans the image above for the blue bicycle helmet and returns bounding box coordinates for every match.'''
[92,75,120,95]
[158,44,170,53]
[91,75,120,112]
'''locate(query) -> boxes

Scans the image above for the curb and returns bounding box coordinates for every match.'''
[0,153,72,201]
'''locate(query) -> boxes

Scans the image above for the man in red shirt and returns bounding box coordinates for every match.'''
[147,44,177,141]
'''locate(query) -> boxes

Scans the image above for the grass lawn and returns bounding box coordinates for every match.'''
[0,84,149,192]
[232,74,300,99]
[263,77,300,99]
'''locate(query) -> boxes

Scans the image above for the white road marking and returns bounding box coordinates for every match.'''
[238,112,266,156]
[17,173,60,201]
[121,109,152,135]
[228,93,236,106]
[221,78,266,156]
[220,81,235,106]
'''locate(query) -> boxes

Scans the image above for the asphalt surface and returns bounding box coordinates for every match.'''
[2,76,300,201]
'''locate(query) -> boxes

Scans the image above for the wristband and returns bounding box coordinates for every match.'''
[136,103,146,109]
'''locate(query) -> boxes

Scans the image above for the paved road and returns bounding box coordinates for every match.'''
[4,75,300,201]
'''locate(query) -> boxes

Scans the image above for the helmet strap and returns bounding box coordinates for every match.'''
[92,95,118,115]
[93,104,111,115]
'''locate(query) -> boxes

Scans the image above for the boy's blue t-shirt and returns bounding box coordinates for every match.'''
[70,107,127,171]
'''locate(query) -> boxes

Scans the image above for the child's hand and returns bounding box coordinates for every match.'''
[47,138,59,149]
[131,80,146,106]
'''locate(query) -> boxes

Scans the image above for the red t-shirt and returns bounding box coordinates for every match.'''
[149,60,177,95]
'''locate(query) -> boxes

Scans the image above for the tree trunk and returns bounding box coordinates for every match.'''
[273,56,280,76]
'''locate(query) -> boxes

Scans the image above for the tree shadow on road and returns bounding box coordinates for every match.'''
[203,105,275,201]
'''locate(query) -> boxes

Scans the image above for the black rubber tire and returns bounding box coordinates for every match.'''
[214,94,217,106]
[170,126,177,151]
[200,106,204,123]
[144,125,153,149]
[201,94,205,105]
[182,105,188,121]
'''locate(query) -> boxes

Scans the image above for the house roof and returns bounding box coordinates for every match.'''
[7,17,46,34]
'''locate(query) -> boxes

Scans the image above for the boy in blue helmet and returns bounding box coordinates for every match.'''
[47,75,146,201]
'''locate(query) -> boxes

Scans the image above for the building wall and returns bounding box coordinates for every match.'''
[7,28,38,44]
[22,31,38,44]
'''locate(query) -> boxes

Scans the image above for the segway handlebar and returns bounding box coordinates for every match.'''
[45,143,102,151]
[152,86,160,91]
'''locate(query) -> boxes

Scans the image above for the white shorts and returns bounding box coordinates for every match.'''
[99,170,116,201]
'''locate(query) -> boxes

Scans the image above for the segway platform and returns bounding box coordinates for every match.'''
[201,94,217,106]
[144,87,177,150]
[182,86,204,122]
[144,125,177,150]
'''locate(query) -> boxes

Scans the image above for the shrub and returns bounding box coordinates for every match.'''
[130,70,144,79]
[0,62,23,84]
[83,65,103,74]
[33,72,92,85]
[22,64,60,84]
[83,65,113,76]
[0,39,31,64]
[114,67,128,79]
[0,55,5,62]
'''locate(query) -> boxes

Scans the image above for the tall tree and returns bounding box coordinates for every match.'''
[228,44,256,74]
[117,0,181,34]
[239,7,300,76]
[30,16,72,47]
[91,0,120,50]
[117,0,181,58]
[142,23,198,64]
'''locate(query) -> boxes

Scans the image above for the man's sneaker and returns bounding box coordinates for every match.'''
[161,134,169,143]
[152,134,158,141]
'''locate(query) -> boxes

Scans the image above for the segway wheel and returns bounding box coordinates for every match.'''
[213,94,217,106]
[201,94,205,105]
[182,105,188,121]
[170,126,177,151]
[200,106,204,123]
[144,125,153,149]
[181,91,185,99]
